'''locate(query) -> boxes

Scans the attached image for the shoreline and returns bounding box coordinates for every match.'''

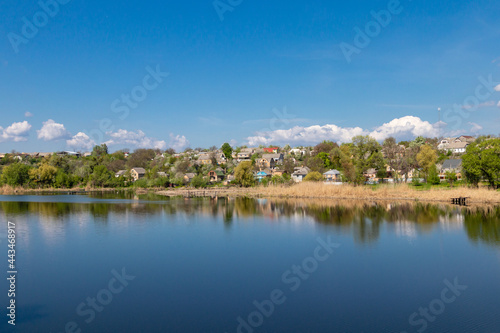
[1,184,499,205]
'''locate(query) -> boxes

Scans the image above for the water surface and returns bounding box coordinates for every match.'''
[1,195,499,333]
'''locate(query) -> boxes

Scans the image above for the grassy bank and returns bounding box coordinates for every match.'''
[255,183,500,204]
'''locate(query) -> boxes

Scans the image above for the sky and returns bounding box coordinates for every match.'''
[1,0,499,152]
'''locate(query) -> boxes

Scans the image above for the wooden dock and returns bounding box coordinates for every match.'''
[451,197,469,205]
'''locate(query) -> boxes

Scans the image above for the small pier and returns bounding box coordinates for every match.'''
[451,197,469,206]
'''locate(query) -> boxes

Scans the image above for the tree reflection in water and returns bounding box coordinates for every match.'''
[1,196,499,247]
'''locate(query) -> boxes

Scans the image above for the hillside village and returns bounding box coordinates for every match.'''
[0,134,499,189]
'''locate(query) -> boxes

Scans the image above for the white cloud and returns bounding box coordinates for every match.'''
[104,129,167,150]
[24,111,33,117]
[37,119,70,141]
[247,124,366,146]
[0,121,31,142]
[497,101,500,107]
[66,132,95,151]
[246,116,441,145]
[495,84,500,92]
[461,100,496,110]
[468,122,483,133]
[169,133,190,152]
[369,116,439,141]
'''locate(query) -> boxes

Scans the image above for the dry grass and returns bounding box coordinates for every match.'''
[256,183,500,204]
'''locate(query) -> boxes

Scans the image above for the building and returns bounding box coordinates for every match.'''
[115,170,127,178]
[440,159,462,181]
[130,168,146,181]
[292,166,311,182]
[323,169,342,183]
[209,170,225,182]
[183,173,196,183]
[445,142,469,154]
[263,147,279,154]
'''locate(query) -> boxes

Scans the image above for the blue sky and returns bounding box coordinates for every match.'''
[1,0,499,152]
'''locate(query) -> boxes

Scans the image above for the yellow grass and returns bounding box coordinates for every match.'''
[256,183,500,204]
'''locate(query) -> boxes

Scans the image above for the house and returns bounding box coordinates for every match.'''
[255,171,270,182]
[363,168,377,180]
[263,147,279,154]
[445,142,469,154]
[440,159,462,181]
[183,173,196,183]
[290,148,307,157]
[209,170,225,182]
[130,168,146,181]
[323,169,342,183]
[457,136,475,143]
[197,153,212,165]
[237,148,254,160]
[292,167,311,182]
[115,170,127,178]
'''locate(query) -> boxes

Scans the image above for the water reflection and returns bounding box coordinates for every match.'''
[1,196,499,247]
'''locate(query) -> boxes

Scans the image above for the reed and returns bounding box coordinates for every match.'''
[256,183,500,204]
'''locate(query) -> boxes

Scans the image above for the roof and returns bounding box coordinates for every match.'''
[292,167,311,175]
[210,170,224,176]
[115,170,127,176]
[262,154,281,160]
[442,159,462,170]
[446,142,469,149]
[131,167,146,174]
[184,173,196,179]
[323,169,341,175]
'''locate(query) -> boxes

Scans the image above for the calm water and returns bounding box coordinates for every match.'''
[1,194,500,333]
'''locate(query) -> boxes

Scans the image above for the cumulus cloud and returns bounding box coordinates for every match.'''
[246,116,441,145]
[24,111,33,117]
[495,84,500,92]
[247,124,366,146]
[37,119,71,141]
[369,116,439,141]
[66,132,95,150]
[169,133,190,152]
[0,121,32,142]
[104,129,167,150]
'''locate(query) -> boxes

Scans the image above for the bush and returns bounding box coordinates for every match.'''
[191,175,207,188]
[304,171,323,182]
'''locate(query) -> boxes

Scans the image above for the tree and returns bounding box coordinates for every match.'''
[234,161,255,187]
[462,138,500,188]
[0,163,31,186]
[92,144,108,157]
[351,136,385,185]
[382,137,403,181]
[416,145,437,180]
[126,149,156,169]
[191,175,207,188]
[445,171,457,187]
[221,143,233,160]
[427,164,441,185]
[29,164,58,187]
[304,171,323,182]
[90,165,112,187]
[313,141,338,156]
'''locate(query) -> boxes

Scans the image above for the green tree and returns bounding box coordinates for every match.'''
[191,175,207,188]
[90,165,112,187]
[427,164,441,185]
[29,164,58,187]
[445,171,457,187]
[351,136,385,185]
[0,163,31,186]
[462,138,500,188]
[92,144,109,157]
[234,161,255,187]
[416,145,437,180]
[304,171,323,182]
[221,143,233,160]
